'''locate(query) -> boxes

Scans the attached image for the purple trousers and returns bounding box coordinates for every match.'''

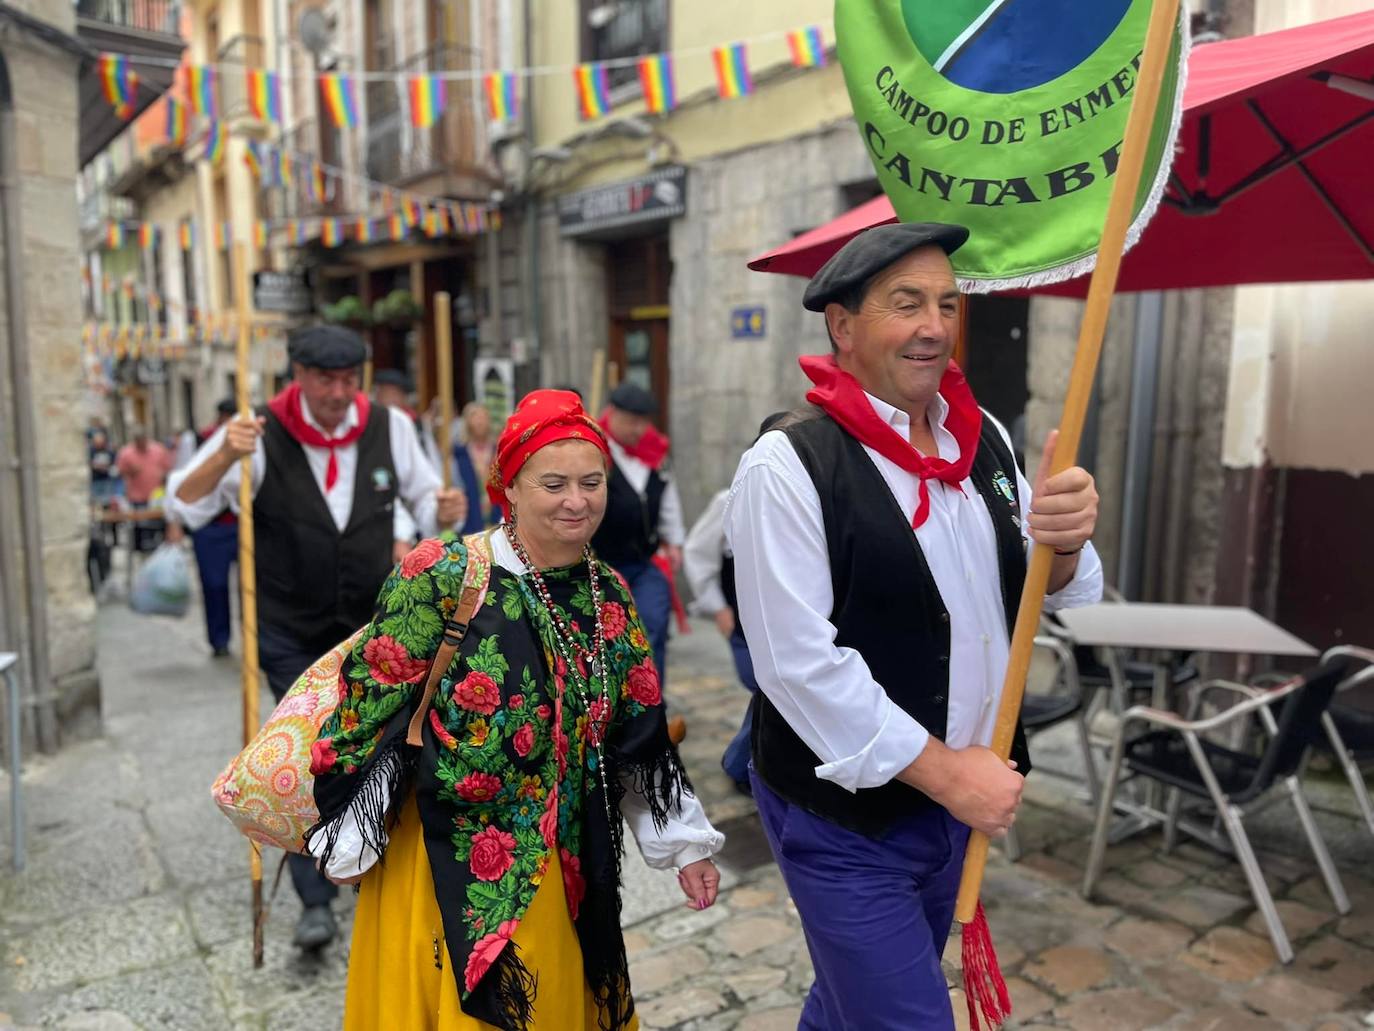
[751,770,970,1030]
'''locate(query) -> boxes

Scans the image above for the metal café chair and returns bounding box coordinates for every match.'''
[1,651,22,872]
[1253,646,1374,842]
[1003,635,1102,862]
[1081,658,1352,963]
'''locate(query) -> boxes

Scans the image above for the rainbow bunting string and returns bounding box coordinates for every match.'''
[277,149,293,186]
[98,54,139,120]
[787,26,826,68]
[309,163,327,204]
[712,42,753,99]
[408,75,445,129]
[484,72,517,121]
[247,69,283,123]
[187,65,217,118]
[403,197,422,227]
[574,62,611,120]
[243,140,262,179]
[356,219,374,244]
[165,98,188,146]
[204,120,225,163]
[321,219,342,247]
[106,222,125,249]
[388,213,406,241]
[253,221,268,248]
[138,223,158,250]
[320,74,359,128]
[637,54,676,114]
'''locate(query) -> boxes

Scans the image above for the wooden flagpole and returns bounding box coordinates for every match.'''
[231,243,265,968]
[434,291,454,489]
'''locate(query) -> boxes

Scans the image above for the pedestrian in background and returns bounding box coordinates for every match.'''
[115,424,173,553]
[452,399,498,533]
[186,399,238,658]
[168,325,466,951]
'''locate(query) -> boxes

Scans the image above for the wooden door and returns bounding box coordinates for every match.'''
[608,316,669,426]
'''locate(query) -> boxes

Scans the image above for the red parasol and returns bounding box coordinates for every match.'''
[748,8,1374,294]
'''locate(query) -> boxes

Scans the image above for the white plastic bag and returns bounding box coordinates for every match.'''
[130,542,191,617]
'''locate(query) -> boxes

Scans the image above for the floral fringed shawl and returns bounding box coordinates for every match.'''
[308,533,689,1030]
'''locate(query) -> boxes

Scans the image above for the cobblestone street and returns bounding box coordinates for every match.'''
[2,595,1373,1030]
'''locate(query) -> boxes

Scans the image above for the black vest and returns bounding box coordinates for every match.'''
[752,408,1031,837]
[255,407,397,651]
[592,457,666,567]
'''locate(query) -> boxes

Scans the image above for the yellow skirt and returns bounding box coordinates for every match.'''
[343,794,638,1031]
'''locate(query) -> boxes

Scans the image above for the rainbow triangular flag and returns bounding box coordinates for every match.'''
[402,197,422,227]
[356,218,375,244]
[212,221,230,249]
[309,162,327,204]
[321,219,343,247]
[276,148,293,186]
[187,65,217,118]
[484,72,518,121]
[165,97,188,146]
[204,120,225,164]
[106,222,126,249]
[787,25,826,68]
[574,62,611,120]
[637,54,676,114]
[138,223,158,250]
[408,75,445,129]
[243,139,263,179]
[320,73,359,128]
[712,43,753,99]
[253,220,268,248]
[247,68,283,123]
[388,213,406,241]
[98,54,139,119]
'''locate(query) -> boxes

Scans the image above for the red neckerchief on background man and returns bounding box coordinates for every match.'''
[799,354,983,529]
[266,382,371,492]
[598,409,670,470]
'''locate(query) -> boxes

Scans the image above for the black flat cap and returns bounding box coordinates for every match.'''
[373,368,412,391]
[802,222,969,312]
[608,382,658,416]
[287,325,368,369]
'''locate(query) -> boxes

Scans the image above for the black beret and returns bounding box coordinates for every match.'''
[287,325,368,369]
[802,222,969,313]
[215,398,236,416]
[608,382,658,416]
[373,368,412,391]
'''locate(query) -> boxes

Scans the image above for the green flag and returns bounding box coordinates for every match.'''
[836,0,1187,290]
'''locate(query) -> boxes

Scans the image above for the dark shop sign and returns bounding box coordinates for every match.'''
[558,166,687,238]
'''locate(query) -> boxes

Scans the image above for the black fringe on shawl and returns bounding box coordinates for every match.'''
[486,945,539,1031]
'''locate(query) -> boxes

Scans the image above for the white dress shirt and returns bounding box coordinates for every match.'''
[724,391,1103,794]
[683,489,731,616]
[607,439,686,548]
[306,528,725,879]
[167,401,446,538]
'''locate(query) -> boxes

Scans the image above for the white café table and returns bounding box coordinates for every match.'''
[1053,603,1318,839]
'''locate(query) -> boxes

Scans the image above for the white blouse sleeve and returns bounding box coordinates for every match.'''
[619,772,725,871]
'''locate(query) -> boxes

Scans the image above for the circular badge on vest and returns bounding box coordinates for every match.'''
[901,0,1131,94]
[371,466,393,493]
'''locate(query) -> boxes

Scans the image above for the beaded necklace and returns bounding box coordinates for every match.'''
[504,522,614,828]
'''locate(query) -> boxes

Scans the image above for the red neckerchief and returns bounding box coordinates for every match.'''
[799,354,983,529]
[266,382,371,492]
[598,409,670,470]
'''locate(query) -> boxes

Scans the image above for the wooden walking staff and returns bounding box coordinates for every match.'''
[434,291,454,489]
[955,1,1182,1027]
[230,243,266,969]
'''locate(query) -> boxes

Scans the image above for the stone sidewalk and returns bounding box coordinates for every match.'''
[1,587,1373,1030]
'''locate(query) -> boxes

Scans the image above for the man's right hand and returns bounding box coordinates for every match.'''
[219,415,266,460]
[713,608,736,638]
[897,739,1024,838]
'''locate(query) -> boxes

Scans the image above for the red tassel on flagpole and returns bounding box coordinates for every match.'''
[961,900,1011,1031]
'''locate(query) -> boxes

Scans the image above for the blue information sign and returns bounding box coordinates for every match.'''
[731,306,766,339]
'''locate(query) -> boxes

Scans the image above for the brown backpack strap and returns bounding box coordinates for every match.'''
[405,533,492,747]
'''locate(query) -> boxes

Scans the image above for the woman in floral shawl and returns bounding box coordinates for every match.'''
[306,389,724,1031]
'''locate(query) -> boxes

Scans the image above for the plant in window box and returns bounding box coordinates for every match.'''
[322,295,372,330]
[372,289,423,328]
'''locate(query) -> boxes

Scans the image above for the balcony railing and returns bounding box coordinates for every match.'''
[277,117,347,217]
[216,34,267,120]
[365,44,486,187]
[76,0,181,36]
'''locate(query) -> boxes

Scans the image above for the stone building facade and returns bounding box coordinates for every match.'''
[0,0,98,747]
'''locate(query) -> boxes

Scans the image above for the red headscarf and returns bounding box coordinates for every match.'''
[799,354,983,529]
[267,382,371,493]
[486,389,610,508]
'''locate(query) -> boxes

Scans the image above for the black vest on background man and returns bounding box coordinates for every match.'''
[593,456,666,568]
[254,407,397,651]
[752,408,1031,838]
